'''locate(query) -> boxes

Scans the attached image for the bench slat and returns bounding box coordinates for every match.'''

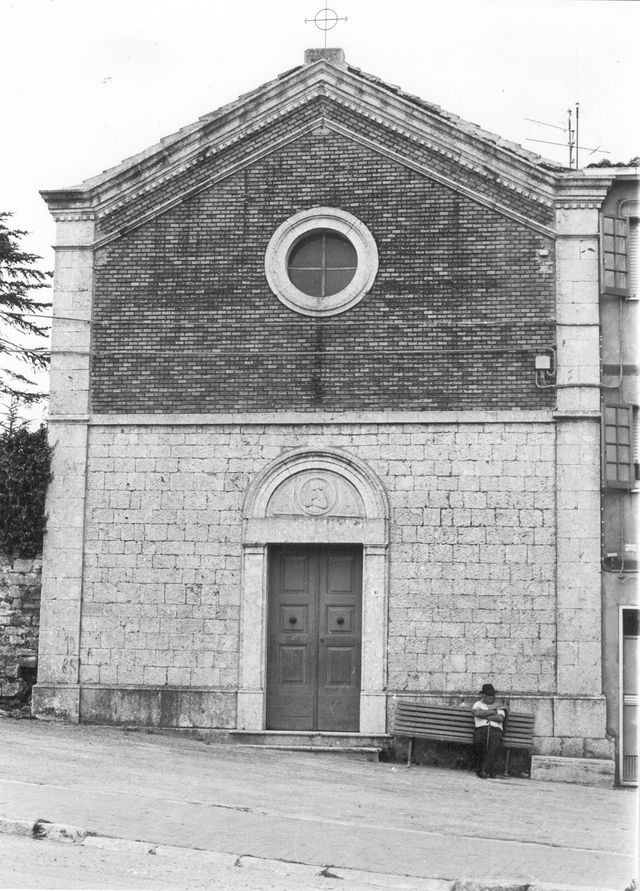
[394,715,467,721]
[392,702,534,751]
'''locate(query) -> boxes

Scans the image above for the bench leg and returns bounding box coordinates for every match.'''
[407,738,413,767]
[504,749,511,777]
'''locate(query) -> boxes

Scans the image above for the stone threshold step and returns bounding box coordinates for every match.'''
[229,730,392,746]
[234,743,383,762]
[229,731,392,739]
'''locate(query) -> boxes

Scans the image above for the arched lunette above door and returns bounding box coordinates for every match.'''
[244,447,389,530]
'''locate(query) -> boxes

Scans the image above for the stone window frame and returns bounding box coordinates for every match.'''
[601,214,629,297]
[264,207,379,317]
[603,403,634,489]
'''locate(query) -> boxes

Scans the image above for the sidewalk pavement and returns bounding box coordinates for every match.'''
[0,717,637,891]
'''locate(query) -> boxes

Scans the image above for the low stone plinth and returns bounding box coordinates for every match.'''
[531,754,615,787]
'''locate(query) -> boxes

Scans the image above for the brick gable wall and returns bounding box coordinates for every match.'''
[91,126,555,413]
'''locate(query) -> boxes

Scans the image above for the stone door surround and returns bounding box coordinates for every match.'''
[238,447,389,734]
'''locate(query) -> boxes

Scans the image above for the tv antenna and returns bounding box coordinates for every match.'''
[525,103,609,169]
[305,5,348,49]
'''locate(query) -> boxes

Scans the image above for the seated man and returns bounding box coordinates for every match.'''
[472,683,507,778]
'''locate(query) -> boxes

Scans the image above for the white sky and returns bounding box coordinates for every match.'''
[1,0,639,417]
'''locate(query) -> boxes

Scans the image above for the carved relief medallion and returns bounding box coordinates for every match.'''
[267,470,364,518]
[299,476,336,515]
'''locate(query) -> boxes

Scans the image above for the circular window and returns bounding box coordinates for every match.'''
[288,231,357,298]
[265,208,378,317]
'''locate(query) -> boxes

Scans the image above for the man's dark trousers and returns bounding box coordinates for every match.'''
[473,725,503,777]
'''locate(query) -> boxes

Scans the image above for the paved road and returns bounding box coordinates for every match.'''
[0,719,636,890]
[2,835,439,891]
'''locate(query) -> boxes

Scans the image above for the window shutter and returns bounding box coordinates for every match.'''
[628,218,638,300]
[601,215,629,297]
[603,404,634,489]
[633,406,640,484]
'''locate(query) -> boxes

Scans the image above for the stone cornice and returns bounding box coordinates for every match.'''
[90,119,321,248]
[43,209,96,223]
[41,61,560,227]
[552,411,601,420]
[45,410,557,426]
[319,77,556,205]
[554,174,615,209]
[577,165,640,180]
[328,120,556,238]
[53,244,94,252]
[87,114,557,248]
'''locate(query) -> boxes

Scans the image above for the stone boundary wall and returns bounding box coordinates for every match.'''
[0,556,42,697]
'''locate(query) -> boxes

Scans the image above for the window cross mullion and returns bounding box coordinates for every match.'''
[321,234,327,298]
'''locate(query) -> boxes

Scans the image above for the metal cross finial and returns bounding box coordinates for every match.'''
[305,5,348,49]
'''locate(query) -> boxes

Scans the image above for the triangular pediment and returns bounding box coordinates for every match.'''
[41,54,562,239]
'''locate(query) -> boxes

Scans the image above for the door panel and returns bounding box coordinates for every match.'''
[317,549,361,730]
[267,545,361,731]
[281,555,307,593]
[267,550,316,730]
[325,648,354,684]
[327,555,355,592]
[621,609,639,785]
[278,646,307,684]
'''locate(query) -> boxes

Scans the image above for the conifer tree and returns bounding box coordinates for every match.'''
[0,410,53,557]
[0,212,51,405]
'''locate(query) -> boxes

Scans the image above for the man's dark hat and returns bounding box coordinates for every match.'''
[481,683,495,696]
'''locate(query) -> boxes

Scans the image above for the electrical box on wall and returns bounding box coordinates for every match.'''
[535,355,552,370]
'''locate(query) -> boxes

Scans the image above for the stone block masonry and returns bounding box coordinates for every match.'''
[80,421,556,702]
[0,556,41,697]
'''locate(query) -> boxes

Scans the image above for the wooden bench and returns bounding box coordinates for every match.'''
[392,702,535,775]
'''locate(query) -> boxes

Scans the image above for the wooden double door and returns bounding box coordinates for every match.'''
[267,545,362,731]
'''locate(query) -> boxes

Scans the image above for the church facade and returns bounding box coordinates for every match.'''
[35,49,638,783]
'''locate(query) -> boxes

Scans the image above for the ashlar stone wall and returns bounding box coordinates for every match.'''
[81,420,555,698]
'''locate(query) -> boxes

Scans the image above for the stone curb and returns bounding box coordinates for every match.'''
[0,816,90,844]
[0,815,621,891]
[451,884,619,891]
